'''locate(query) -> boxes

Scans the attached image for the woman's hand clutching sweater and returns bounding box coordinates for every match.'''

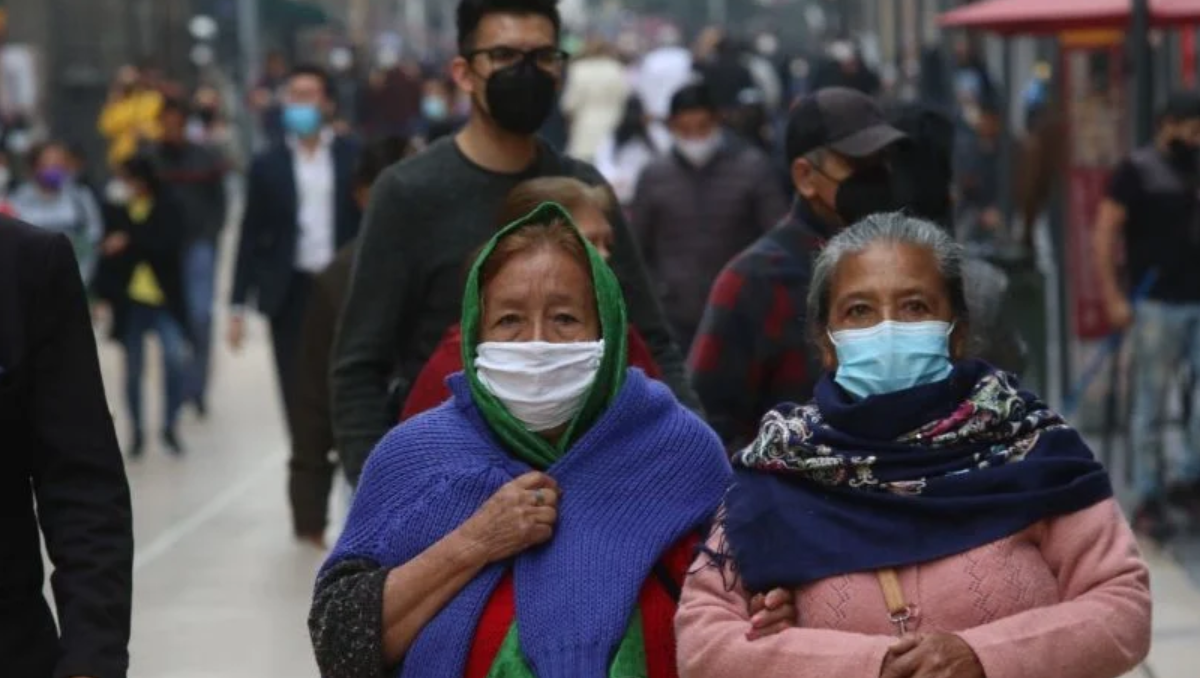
[456,472,561,564]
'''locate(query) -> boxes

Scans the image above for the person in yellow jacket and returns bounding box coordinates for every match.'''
[97,65,163,168]
[95,156,192,457]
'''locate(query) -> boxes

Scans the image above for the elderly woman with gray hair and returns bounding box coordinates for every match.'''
[676,212,1151,678]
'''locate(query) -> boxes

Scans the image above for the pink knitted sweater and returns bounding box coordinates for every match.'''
[677,499,1152,678]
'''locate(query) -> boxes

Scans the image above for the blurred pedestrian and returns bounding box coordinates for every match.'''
[953,99,1006,249]
[699,35,756,114]
[632,83,787,352]
[689,87,906,452]
[145,98,227,416]
[561,39,630,163]
[360,54,423,139]
[420,77,463,143]
[289,135,415,549]
[251,50,291,147]
[229,65,362,426]
[809,40,881,96]
[94,155,192,456]
[1094,92,1200,540]
[97,63,163,168]
[10,140,104,283]
[0,216,133,678]
[190,83,244,173]
[594,96,661,208]
[332,0,696,487]
[887,100,1027,376]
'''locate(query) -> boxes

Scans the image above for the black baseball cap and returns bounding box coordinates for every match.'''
[786,87,907,162]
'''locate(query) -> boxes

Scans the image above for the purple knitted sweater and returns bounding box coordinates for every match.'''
[322,369,730,678]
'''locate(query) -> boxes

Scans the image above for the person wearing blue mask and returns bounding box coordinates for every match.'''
[229,64,361,428]
[678,211,1150,678]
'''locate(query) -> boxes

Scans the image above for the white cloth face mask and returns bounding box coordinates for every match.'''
[475,340,605,433]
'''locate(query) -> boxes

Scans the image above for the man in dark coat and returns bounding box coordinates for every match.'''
[0,216,133,678]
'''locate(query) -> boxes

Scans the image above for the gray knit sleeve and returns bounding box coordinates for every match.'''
[309,557,390,678]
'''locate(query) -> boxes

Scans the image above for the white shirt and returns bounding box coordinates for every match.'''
[290,129,336,273]
[635,46,694,121]
[561,56,631,162]
[594,135,660,206]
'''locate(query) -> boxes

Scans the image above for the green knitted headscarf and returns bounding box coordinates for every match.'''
[461,201,629,469]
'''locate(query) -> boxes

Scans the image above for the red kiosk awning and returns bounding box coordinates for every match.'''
[939,0,1200,34]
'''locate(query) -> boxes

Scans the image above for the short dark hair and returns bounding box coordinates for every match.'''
[669,82,716,119]
[121,154,164,196]
[289,64,334,100]
[457,0,561,53]
[354,136,414,190]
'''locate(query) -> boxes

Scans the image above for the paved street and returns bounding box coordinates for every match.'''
[81,231,1199,677]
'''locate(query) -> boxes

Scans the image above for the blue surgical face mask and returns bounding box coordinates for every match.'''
[283,103,323,137]
[829,320,955,399]
[422,95,448,121]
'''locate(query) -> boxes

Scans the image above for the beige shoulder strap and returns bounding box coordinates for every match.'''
[876,568,916,635]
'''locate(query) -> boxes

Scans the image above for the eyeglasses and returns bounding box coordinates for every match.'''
[464,45,569,73]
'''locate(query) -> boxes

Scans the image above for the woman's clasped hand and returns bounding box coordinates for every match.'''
[457,472,561,563]
[881,634,985,678]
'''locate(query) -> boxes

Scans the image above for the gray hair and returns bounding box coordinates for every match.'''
[806,211,970,341]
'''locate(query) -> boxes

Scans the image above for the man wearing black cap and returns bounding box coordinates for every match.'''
[632,82,787,352]
[1094,91,1200,540]
[688,87,906,452]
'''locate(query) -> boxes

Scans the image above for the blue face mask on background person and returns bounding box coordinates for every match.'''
[830,320,955,399]
[283,103,322,137]
[422,95,449,121]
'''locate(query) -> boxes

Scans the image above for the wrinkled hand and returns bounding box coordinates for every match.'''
[1105,296,1134,332]
[227,315,246,352]
[457,472,560,564]
[880,633,984,678]
[746,588,798,640]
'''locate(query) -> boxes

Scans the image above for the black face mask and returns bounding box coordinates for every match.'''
[197,108,218,125]
[484,57,558,136]
[833,164,899,225]
[1167,139,1199,178]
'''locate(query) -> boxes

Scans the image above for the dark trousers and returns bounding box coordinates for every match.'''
[269,271,314,423]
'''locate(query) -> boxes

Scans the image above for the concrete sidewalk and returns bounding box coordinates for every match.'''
[1136,545,1200,678]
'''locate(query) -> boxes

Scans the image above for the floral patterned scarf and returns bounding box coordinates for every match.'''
[717,359,1113,593]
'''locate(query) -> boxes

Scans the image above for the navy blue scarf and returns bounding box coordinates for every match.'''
[718,360,1112,593]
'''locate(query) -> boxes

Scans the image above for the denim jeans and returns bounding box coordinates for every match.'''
[123,302,191,434]
[184,240,217,404]
[1129,300,1200,501]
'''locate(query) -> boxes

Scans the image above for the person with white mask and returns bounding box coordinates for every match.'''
[309,202,799,677]
[631,82,787,352]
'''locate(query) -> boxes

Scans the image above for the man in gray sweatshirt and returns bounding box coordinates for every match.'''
[331,0,695,484]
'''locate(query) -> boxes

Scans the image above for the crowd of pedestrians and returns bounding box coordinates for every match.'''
[7,0,1200,676]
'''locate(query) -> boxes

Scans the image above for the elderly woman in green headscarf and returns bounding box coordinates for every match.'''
[308,203,794,678]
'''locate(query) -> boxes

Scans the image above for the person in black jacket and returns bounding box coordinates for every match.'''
[0,216,133,678]
[96,155,192,456]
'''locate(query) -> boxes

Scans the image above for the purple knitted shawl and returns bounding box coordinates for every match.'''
[324,369,730,678]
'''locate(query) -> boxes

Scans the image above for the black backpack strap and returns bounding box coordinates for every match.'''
[652,562,682,603]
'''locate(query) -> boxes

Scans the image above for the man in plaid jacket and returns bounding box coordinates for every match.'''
[688,88,907,452]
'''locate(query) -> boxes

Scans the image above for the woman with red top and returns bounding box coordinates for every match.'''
[311,203,796,678]
[401,176,663,421]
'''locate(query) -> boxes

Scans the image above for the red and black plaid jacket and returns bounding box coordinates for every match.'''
[687,202,833,453]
